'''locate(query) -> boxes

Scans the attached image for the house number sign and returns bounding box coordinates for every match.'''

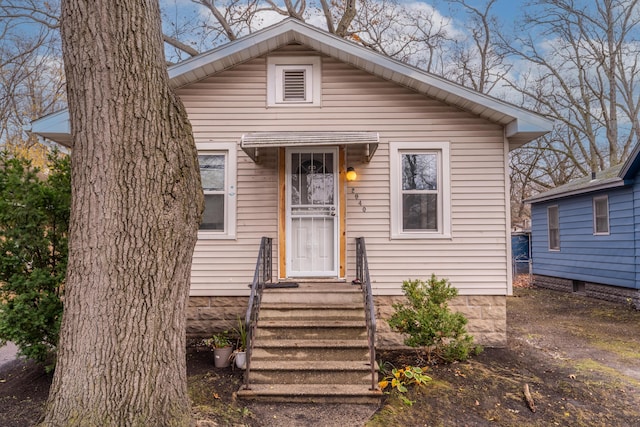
[351,187,367,213]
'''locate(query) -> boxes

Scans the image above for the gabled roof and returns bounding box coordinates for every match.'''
[526,164,626,204]
[30,18,552,148]
[526,143,640,204]
[619,141,640,180]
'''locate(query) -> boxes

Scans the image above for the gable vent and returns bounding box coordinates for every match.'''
[283,69,306,101]
[268,57,319,106]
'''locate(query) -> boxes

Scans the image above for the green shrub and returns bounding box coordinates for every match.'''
[387,275,482,363]
[0,151,70,364]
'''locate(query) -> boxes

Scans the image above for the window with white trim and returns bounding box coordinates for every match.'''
[267,56,321,106]
[197,143,236,239]
[593,195,609,235]
[390,141,451,239]
[548,205,559,250]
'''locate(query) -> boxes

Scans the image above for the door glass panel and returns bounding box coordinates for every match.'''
[291,152,334,206]
[288,150,337,276]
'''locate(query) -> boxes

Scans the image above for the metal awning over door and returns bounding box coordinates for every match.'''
[240,131,379,163]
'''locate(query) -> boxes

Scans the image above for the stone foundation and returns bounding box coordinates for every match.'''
[374,295,507,349]
[186,294,508,347]
[534,274,640,309]
[187,296,248,339]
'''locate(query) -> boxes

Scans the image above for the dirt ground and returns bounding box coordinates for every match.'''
[2,284,640,426]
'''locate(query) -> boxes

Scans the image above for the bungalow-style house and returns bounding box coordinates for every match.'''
[31,18,551,400]
[527,146,640,310]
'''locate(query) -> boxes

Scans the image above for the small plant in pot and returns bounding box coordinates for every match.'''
[205,331,233,368]
[232,317,248,369]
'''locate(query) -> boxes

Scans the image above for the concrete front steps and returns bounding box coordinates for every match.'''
[237,282,381,404]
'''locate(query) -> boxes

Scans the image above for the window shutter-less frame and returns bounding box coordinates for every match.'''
[593,196,609,235]
[267,57,321,106]
[548,205,559,250]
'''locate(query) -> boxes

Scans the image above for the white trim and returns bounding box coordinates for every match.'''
[196,142,237,240]
[593,195,610,235]
[389,141,451,239]
[267,56,321,107]
[504,137,513,295]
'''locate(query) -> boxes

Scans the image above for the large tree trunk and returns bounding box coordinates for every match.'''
[43,1,203,426]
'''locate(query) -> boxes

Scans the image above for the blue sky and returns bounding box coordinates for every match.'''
[160,0,530,32]
[493,0,524,21]
[9,0,535,68]
[158,0,533,53]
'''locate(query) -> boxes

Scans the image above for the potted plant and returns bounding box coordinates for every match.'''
[232,317,248,369]
[205,331,233,368]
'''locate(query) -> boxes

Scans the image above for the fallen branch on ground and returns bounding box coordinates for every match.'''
[523,383,536,413]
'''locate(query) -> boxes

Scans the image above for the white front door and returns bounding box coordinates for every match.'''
[286,148,338,277]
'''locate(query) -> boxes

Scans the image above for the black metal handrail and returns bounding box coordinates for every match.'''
[243,236,272,390]
[356,237,377,390]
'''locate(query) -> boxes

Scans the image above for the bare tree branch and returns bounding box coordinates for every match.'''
[193,0,239,40]
[336,0,357,37]
[163,34,200,57]
[318,0,335,33]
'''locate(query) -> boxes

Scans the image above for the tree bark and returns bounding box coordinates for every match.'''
[43,1,203,426]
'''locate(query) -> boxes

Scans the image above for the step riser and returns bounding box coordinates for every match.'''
[251,347,369,361]
[237,383,382,404]
[256,327,367,340]
[261,292,362,305]
[259,308,365,320]
[236,393,381,405]
[248,370,374,385]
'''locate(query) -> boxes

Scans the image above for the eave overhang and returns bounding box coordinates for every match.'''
[26,110,72,148]
[525,179,626,204]
[30,18,552,149]
[525,158,636,205]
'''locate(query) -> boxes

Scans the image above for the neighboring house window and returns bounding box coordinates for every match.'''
[197,143,237,239]
[390,141,451,239]
[267,56,321,106]
[548,205,559,250]
[593,195,609,235]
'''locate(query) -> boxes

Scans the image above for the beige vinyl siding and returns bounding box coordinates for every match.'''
[181,45,510,297]
[190,148,280,296]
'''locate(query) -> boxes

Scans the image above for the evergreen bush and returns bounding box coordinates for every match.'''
[0,151,70,364]
[388,275,482,362]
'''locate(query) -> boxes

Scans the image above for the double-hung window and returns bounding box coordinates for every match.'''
[390,141,451,239]
[593,195,609,235]
[548,205,559,250]
[197,143,236,239]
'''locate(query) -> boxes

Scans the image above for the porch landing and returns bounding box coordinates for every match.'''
[237,282,381,404]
